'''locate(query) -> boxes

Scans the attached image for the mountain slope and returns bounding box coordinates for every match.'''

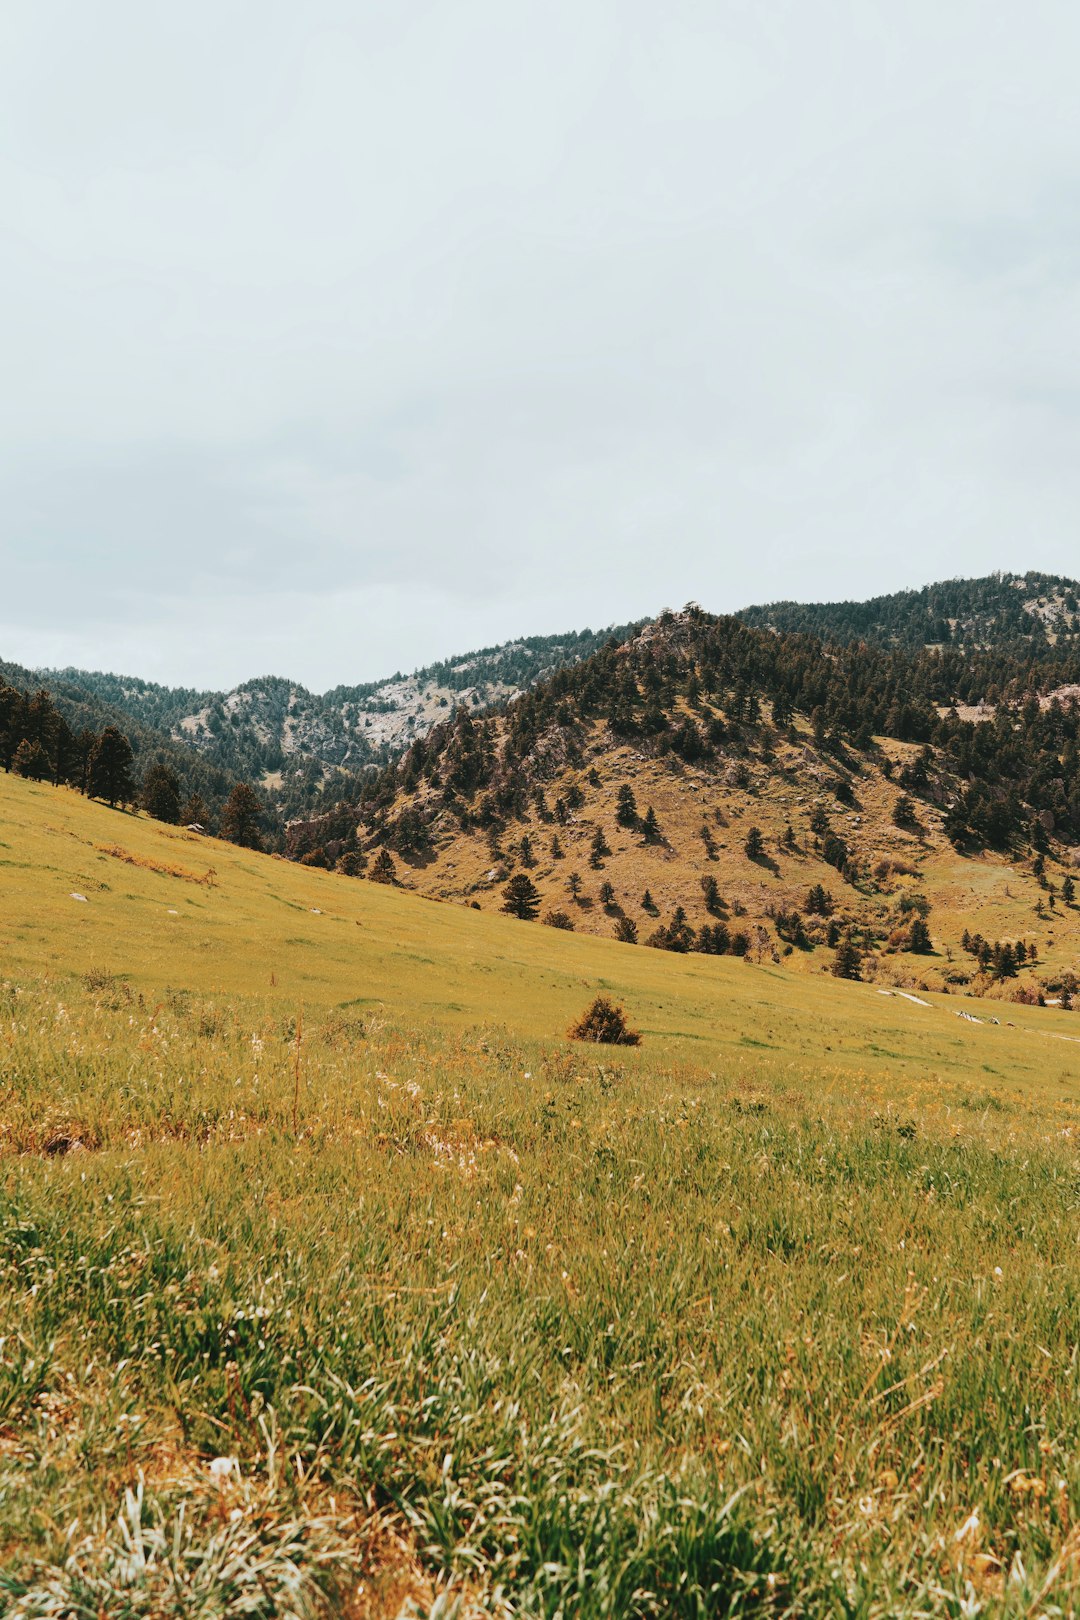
[0,653,239,815]
[35,622,643,821]
[345,607,1080,1002]
[738,570,1080,649]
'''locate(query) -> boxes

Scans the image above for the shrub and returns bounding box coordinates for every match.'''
[543,909,575,930]
[568,996,641,1046]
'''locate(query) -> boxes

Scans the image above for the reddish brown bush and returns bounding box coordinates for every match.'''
[567,995,640,1046]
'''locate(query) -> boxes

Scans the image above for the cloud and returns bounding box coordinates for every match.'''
[3,0,1080,687]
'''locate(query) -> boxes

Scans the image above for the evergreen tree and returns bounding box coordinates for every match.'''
[893,794,918,830]
[599,880,616,907]
[220,782,265,850]
[180,793,210,829]
[615,783,638,828]
[613,915,638,944]
[641,888,657,913]
[908,917,932,953]
[832,934,862,980]
[141,763,182,824]
[1064,874,1075,905]
[370,848,397,884]
[502,873,541,920]
[566,870,583,900]
[589,826,610,868]
[88,726,135,807]
[744,825,764,860]
[700,874,721,913]
[12,738,50,780]
[806,883,833,916]
[641,806,661,843]
[550,833,564,859]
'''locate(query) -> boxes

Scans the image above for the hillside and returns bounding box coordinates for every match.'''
[36,623,642,820]
[2,764,1078,1109]
[739,569,1080,649]
[344,606,1080,1004]
[0,653,239,817]
[3,768,1080,1614]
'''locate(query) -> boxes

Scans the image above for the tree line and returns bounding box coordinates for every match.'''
[0,678,273,852]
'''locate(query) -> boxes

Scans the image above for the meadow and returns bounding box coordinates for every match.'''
[1,773,1079,1616]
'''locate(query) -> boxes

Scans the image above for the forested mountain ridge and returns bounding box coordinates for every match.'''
[0,654,238,816]
[738,570,1080,650]
[37,623,643,821]
[316,603,1080,1004]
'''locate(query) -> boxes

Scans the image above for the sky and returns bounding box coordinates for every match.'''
[3,1,1080,692]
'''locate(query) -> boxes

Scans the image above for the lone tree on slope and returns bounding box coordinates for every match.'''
[370,848,397,883]
[502,873,541,920]
[88,727,135,808]
[141,763,182,824]
[220,782,265,850]
[831,934,862,980]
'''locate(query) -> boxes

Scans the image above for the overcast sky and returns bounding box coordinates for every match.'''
[3,2,1080,691]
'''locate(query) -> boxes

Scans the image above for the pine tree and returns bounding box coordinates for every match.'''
[641,888,656,913]
[832,934,862,980]
[370,848,397,884]
[599,880,616,907]
[566,870,583,901]
[744,825,764,860]
[614,915,638,944]
[141,763,182,824]
[220,782,265,850]
[908,917,932,953]
[1064,874,1075,905]
[701,874,721,913]
[88,727,135,807]
[180,793,210,830]
[615,783,638,828]
[893,794,917,830]
[12,738,50,780]
[641,806,661,843]
[589,826,610,868]
[550,834,564,859]
[502,873,541,920]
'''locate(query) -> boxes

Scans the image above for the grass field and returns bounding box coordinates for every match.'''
[2,772,1080,1616]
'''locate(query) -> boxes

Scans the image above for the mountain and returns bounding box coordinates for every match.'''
[0,653,239,815]
[36,623,643,822]
[330,603,1080,1003]
[738,569,1080,649]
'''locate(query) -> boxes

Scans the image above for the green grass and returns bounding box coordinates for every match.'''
[2,773,1080,1615]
